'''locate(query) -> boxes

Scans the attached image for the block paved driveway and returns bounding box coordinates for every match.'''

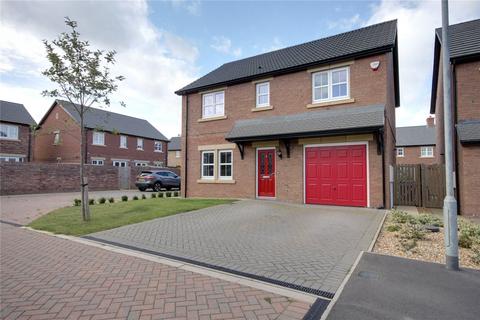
[89,200,384,295]
[0,223,310,320]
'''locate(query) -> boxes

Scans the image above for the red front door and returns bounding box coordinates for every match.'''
[305,145,367,207]
[257,149,276,197]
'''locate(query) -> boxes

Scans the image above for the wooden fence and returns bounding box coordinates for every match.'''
[394,164,445,208]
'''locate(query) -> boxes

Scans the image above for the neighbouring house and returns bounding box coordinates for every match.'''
[396,117,437,165]
[167,136,181,167]
[0,100,36,162]
[430,18,480,217]
[175,20,399,208]
[34,100,169,167]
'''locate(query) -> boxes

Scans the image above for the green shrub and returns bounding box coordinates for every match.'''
[459,232,473,249]
[399,238,418,251]
[414,214,443,227]
[166,191,172,198]
[458,218,480,249]
[133,196,139,200]
[73,199,81,206]
[108,197,115,203]
[158,192,164,198]
[141,194,146,200]
[173,191,179,197]
[121,195,128,202]
[151,193,157,198]
[390,210,410,224]
[89,199,95,205]
[386,224,401,232]
[399,223,426,241]
[98,197,106,204]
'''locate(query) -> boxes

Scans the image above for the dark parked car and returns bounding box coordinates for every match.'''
[135,170,180,192]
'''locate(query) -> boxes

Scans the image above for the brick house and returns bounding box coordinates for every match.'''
[34,100,169,167]
[0,100,36,162]
[167,136,181,167]
[396,117,437,165]
[175,20,399,208]
[430,19,480,217]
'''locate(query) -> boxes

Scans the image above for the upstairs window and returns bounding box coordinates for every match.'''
[92,132,105,146]
[312,67,349,103]
[201,151,215,179]
[120,135,127,148]
[396,148,404,157]
[202,91,224,118]
[137,138,144,150]
[154,141,163,152]
[420,146,434,158]
[0,124,18,140]
[91,159,104,166]
[256,82,270,107]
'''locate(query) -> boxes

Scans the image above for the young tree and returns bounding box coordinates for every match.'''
[42,17,125,221]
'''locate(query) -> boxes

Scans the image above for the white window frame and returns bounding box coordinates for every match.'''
[92,131,105,146]
[420,146,434,158]
[256,82,270,108]
[312,66,350,103]
[0,156,23,162]
[0,124,19,140]
[136,138,144,150]
[218,150,233,180]
[201,150,215,180]
[153,161,164,167]
[91,159,104,166]
[154,141,163,152]
[396,147,404,157]
[53,130,60,145]
[134,161,149,167]
[202,91,225,119]
[175,150,181,158]
[120,135,127,149]
[113,160,128,167]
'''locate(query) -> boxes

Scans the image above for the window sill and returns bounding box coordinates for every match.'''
[92,144,106,147]
[136,148,144,151]
[198,115,227,123]
[0,138,20,141]
[120,146,128,149]
[197,179,236,184]
[397,155,404,158]
[420,156,434,158]
[251,105,273,112]
[307,98,355,109]
[154,150,163,153]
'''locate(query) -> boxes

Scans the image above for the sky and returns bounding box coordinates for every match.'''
[1,0,479,139]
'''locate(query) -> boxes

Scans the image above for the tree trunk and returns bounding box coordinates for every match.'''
[80,109,91,221]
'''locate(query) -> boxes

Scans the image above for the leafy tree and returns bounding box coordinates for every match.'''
[42,17,125,221]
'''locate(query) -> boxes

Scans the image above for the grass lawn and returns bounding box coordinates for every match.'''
[28,198,235,236]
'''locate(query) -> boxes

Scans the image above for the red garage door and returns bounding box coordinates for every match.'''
[305,145,367,207]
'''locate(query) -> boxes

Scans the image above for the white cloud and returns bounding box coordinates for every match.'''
[211,36,243,57]
[328,14,364,31]
[170,0,201,16]
[263,37,284,52]
[365,0,480,127]
[0,0,198,138]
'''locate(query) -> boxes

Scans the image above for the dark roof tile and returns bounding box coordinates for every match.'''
[396,125,436,147]
[0,100,36,126]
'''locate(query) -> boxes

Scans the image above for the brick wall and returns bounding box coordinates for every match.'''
[167,150,181,167]
[0,163,118,195]
[0,163,180,195]
[396,146,437,165]
[181,54,394,208]
[0,123,32,160]
[455,60,480,217]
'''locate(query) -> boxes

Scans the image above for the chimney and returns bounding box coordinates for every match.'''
[426,116,435,127]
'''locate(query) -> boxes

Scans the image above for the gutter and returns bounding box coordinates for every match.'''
[183,95,189,198]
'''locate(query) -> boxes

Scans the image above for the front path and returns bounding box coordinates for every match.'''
[0,223,310,320]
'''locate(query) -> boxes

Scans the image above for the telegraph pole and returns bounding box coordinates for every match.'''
[441,0,459,270]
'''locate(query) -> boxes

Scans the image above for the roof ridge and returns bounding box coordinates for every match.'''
[222,20,397,67]
[56,99,151,123]
[435,18,480,31]
[0,100,24,105]
[397,125,430,129]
